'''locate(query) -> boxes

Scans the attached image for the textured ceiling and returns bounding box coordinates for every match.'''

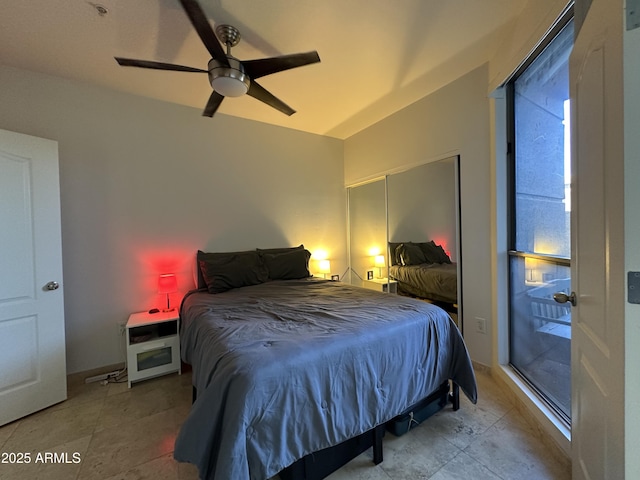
[0,0,527,139]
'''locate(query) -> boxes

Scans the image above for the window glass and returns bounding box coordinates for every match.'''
[509,18,574,422]
[514,22,573,258]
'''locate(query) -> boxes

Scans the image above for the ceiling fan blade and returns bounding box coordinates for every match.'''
[203,91,225,117]
[243,51,321,80]
[115,57,207,73]
[179,0,228,66]
[247,81,295,116]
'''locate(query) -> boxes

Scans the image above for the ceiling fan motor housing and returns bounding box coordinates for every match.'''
[208,57,250,97]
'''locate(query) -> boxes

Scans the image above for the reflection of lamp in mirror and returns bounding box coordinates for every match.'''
[318,259,331,279]
[158,273,178,312]
[374,255,386,279]
[524,257,541,285]
[524,257,535,283]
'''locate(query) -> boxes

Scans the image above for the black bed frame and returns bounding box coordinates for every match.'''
[190,381,460,480]
[278,422,386,480]
[279,381,459,480]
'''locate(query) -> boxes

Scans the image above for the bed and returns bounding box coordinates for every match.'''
[388,241,458,305]
[173,247,476,480]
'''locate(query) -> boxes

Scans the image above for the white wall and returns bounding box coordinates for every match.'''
[344,65,493,365]
[0,65,345,374]
[489,0,572,91]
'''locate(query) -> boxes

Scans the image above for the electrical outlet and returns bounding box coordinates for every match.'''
[475,317,487,334]
[118,322,126,336]
[367,270,374,280]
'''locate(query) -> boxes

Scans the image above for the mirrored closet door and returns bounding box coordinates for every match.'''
[348,156,461,324]
[347,179,390,292]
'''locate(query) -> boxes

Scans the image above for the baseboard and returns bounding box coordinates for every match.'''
[471,360,491,375]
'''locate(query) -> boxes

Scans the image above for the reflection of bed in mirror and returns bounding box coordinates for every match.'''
[388,241,458,308]
[347,156,461,315]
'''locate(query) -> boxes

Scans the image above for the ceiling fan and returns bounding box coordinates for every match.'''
[115,0,320,117]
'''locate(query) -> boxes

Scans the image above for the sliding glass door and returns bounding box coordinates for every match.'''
[507,14,574,422]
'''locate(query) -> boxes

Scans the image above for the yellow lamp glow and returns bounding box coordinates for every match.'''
[318,259,331,279]
[312,249,328,260]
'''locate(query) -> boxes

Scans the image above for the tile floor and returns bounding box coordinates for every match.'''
[0,368,571,480]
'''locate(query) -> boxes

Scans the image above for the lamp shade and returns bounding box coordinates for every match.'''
[157,273,177,294]
[374,255,386,268]
[319,259,331,274]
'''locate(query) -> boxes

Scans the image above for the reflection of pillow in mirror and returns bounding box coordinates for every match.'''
[416,242,441,264]
[430,241,452,264]
[263,249,311,280]
[435,244,452,263]
[198,251,268,293]
[397,243,427,265]
[418,241,451,264]
[388,242,403,265]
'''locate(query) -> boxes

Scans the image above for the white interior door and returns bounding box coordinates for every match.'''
[0,129,67,426]
[570,0,625,477]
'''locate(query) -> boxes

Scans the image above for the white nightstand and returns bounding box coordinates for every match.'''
[363,278,398,294]
[126,310,181,388]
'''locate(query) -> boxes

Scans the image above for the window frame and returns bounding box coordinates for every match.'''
[505,6,575,425]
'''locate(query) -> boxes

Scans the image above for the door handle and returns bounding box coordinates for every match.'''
[553,291,576,306]
[45,281,60,291]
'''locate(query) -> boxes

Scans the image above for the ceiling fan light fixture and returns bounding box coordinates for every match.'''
[211,74,249,97]
[208,58,250,97]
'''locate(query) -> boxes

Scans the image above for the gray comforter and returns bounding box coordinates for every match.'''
[173,278,476,480]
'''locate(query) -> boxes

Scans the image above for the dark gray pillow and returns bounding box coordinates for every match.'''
[417,241,451,264]
[397,243,427,266]
[198,250,268,293]
[257,244,304,256]
[197,249,251,289]
[263,249,311,280]
[415,242,441,264]
[388,242,403,265]
[431,242,452,264]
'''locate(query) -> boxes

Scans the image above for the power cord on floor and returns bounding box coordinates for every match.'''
[99,321,130,386]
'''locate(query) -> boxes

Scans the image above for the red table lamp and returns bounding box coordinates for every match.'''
[158,273,178,312]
